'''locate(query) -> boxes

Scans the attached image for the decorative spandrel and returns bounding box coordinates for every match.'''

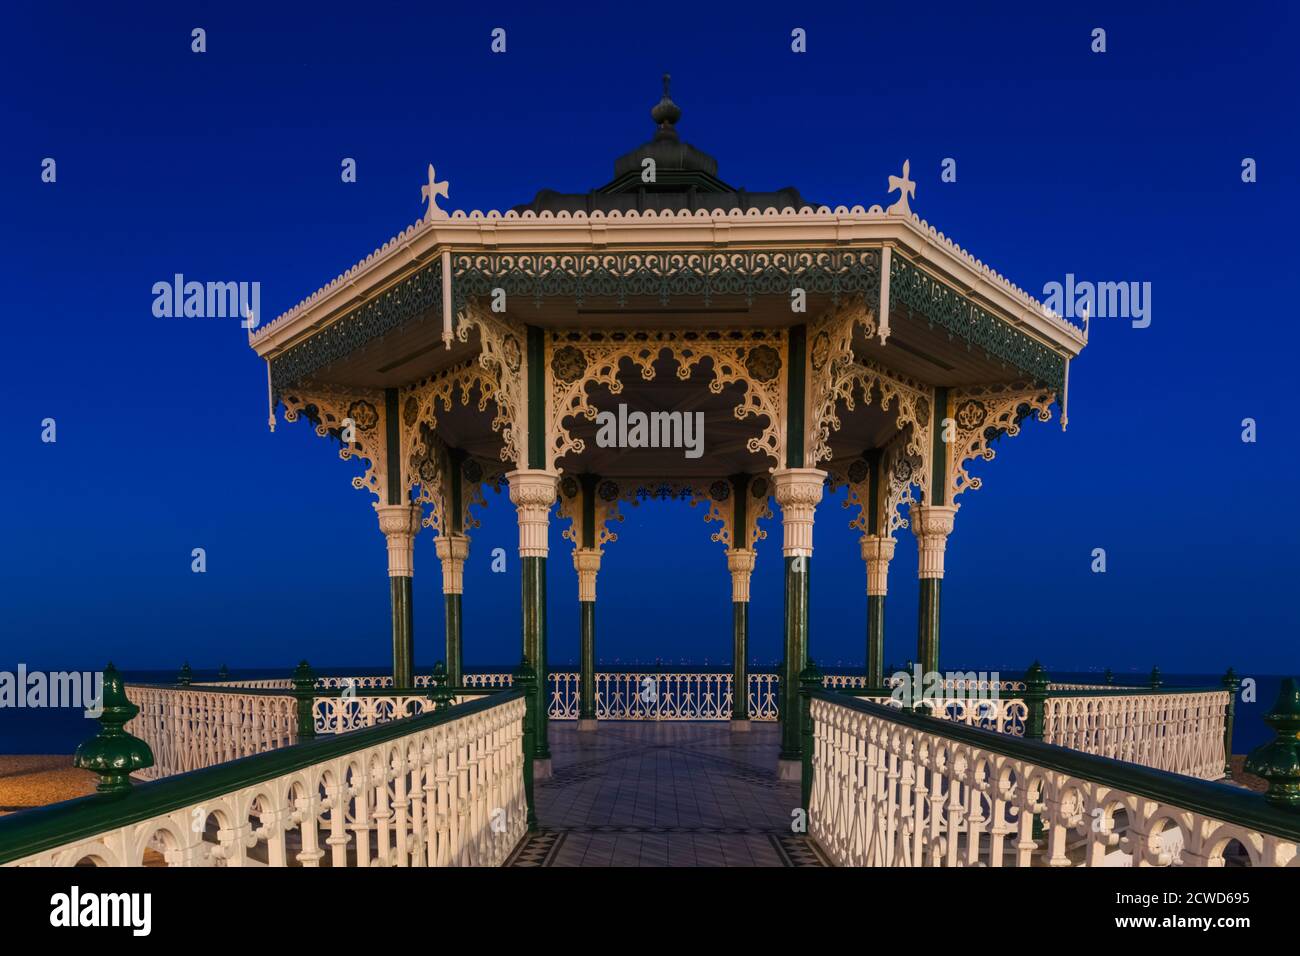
[946,382,1056,502]
[545,328,789,473]
[281,383,390,500]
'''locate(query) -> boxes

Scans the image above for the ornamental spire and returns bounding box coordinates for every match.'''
[651,73,681,140]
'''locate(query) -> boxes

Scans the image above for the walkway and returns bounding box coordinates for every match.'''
[507,722,829,867]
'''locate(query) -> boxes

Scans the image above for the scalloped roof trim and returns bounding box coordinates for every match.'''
[252,206,1083,344]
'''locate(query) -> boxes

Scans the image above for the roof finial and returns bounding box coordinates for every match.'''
[651,72,681,140]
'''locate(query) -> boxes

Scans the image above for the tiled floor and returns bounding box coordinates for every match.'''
[507,722,828,867]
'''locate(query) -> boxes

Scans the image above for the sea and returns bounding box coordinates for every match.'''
[0,664,1285,759]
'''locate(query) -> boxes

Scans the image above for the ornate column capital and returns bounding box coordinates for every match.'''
[374,502,421,577]
[506,469,559,558]
[772,467,827,557]
[433,533,470,595]
[860,534,897,596]
[572,547,603,602]
[912,504,958,579]
[725,547,757,603]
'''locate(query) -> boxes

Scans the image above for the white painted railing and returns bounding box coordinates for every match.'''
[807,694,1298,868]
[5,695,527,868]
[126,684,298,781]
[1043,690,1229,782]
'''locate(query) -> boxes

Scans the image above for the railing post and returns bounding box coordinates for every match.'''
[429,660,454,712]
[1149,666,1162,690]
[217,663,230,682]
[1222,667,1240,779]
[291,660,316,742]
[1023,661,1049,741]
[73,663,154,793]
[176,662,193,687]
[799,660,821,812]
[1245,678,1300,810]
[515,658,538,831]
[1103,667,1114,685]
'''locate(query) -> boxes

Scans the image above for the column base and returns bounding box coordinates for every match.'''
[576,719,598,732]
[532,758,553,781]
[729,719,752,733]
[777,758,801,781]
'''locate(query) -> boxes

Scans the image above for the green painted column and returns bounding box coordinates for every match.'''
[574,473,601,729]
[914,387,954,677]
[731,601,749,721]
[866,594,886,685]
[379,388,418,688]
[728,474,755,726]
[444,593,462,686]
[521,554,550,760]
[861,450,894,686]
[441,448,467,687]
[390,577,414,687]
[773,328,824,776]
[579,601,596,721]
[509,326,557,770]
[780,552,810,763]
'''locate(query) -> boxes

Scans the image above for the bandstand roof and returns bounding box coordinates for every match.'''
[249,78,1086,481]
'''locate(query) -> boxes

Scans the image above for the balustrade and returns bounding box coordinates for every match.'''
[806,692,1298,868]
[2,693,528,868]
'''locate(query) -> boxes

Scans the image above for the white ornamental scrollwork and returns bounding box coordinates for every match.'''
[806,296,878,466]
[545,329,788,474]
[556,476,625,550]
[281,383,389,499]
[456,299,526,466]
[947,382,1055,502]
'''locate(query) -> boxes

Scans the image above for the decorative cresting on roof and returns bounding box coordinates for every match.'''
[545,327,789,474]
[516,75,807,214]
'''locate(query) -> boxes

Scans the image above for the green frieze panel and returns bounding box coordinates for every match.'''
[888,256,1066,393]
[270,256,444,404]
[268,245,1065,404]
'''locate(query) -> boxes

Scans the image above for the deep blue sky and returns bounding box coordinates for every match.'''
[2,2,1296,680]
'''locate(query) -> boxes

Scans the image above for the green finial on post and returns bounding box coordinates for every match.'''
[1245,678,1300,810]
[176,662,193,686]
[73,663,153,793]
[291,660,316,741]
[429,660,454,712]
[217,664,230,682]
[1149,666,1162,690]
[1104,668,1113,685]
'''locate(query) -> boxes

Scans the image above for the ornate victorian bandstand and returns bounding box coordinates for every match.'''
[248,79,1086,779]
